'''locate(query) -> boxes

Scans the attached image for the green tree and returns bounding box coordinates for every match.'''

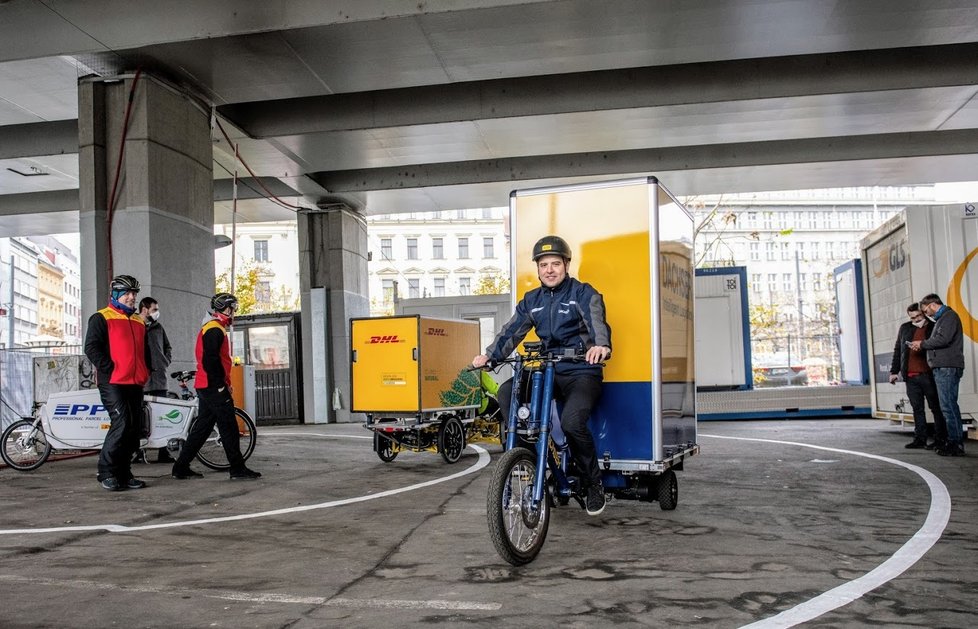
[473,272,510,295]
[215,260,265,314]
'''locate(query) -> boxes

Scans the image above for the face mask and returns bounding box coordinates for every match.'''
[912,319,926,328]
[926,315,936,322]
[214,311,233,327]
[149,310,160,322]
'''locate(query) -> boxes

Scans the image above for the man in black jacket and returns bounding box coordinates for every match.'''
[889,302,946,449]
[472,236,611,516]
[138,296,174,463]
[911,293,966,456]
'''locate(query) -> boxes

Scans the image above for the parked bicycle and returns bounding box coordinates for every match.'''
[1,370,256,472]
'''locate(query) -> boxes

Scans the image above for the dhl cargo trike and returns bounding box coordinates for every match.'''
[351,315,502,463]
[485,176,700,565]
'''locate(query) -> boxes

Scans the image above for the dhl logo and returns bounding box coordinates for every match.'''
[425,327,447,336]
[368,335,403,344]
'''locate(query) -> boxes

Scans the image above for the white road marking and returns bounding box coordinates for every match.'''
[700,433,951,629]
[0,443,490,535]
[0,575,501,610]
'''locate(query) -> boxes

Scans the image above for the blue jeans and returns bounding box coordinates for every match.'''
[932,367,964,445]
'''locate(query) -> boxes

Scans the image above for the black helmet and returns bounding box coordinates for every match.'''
[110,274,140,293]
[211,292,239,313]
[531,235,572,262]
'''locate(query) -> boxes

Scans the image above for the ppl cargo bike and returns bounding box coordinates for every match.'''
[1,370,257,471]
[351,315,503,464]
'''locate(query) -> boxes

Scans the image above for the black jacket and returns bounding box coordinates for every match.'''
[890,320,933,379]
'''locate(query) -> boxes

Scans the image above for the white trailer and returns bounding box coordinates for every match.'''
[860,203,978,435]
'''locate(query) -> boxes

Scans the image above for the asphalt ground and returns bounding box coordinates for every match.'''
[0,419,975,629]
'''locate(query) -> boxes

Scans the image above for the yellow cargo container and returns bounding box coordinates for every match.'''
[351,315,482,414]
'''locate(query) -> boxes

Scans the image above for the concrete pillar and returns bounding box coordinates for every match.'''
[78,74,214,380]
[298,207,369,423]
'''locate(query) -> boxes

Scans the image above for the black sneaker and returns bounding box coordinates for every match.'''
[936,444,965,457]
[100,477,124,492]
[905,440,927,449]
[126,478,147,490]
[229,467,262,480]
[585,485,606,516]
[172,465,203,479]
[924,440,937,450]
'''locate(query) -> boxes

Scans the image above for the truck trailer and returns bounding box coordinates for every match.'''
[860,203,977,436]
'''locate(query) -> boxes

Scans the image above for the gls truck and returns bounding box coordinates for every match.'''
[860,203,977,435]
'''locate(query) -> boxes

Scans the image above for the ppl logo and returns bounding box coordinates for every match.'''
[426,327,447,336]
[54,404,107,416]
[369,335,403,344]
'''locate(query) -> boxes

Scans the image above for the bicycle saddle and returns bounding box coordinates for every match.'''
[169,370,197,382]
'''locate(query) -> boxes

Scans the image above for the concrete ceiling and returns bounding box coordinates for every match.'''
[2,0,978,236]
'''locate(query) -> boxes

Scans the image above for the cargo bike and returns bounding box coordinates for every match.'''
[351,315,502,464]
[487,176,700,565]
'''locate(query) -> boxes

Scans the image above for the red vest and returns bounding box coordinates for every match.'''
[97,306,150,385]
[194,319,232,389]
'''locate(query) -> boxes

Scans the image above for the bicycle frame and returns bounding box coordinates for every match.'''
[504,349,581,512]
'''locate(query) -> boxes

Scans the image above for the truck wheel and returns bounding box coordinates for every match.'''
[438,416,465,463]
[374,433,398,462]
[657,470,678,510]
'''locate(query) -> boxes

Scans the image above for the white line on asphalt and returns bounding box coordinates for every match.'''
[0,575,502,610]
[700,434,951,629]
[0,443,490,535]
[265,432,372,439]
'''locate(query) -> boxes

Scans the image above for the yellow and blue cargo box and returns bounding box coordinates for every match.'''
[510,176,697,472]
[351,315,482,415]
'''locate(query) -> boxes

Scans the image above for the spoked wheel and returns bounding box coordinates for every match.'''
[1,419,53,471]
[486,447,551,565]
[195,408,258,470]
[657,469,678,510]
[374,433,398,462]
[438,416,465,464]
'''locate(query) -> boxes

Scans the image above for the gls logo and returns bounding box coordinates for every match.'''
[54,404,107,416]
[369,335,403,344]
[425,328,447,336]
[873,240,907,278]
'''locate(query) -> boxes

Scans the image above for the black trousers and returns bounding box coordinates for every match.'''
[177,387,244,471]
[498,371,603,486]
[906,372,947,444]
[97,383,144,481]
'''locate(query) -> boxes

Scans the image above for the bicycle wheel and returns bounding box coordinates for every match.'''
[438,415,465,464]
[195,408,257,471]
[1,419,53,471]
[486,446,550,565]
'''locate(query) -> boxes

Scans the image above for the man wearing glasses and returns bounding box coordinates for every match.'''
[909,294,966,457]
[889,302,946,450]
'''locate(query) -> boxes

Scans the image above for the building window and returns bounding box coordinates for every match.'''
[256,281,271,303]
[458,237,469,259]
[750,273,761,293]
[381,238,392,259]
[408,279,420,299]
[767,274,777,293]
[749,242,760,261]
[254,239,269,262]
[407,238,419,260]
[432,238,444,259]
[434,277,446,297]
[459,277,471,295]
[814,274,822,290]
[799,273,808,290]
[780,242,790,260]
[483,237,494,258]
[765,242,776,261]
[382,279,395,303]
[783,273,792,292]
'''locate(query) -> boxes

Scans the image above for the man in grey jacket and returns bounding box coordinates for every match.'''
[910,293,966,456]
[139,296,174,463]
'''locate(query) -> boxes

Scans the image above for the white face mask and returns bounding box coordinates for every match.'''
[926,314,936,322]
[149,310,160,322]
[912,318,926,328]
